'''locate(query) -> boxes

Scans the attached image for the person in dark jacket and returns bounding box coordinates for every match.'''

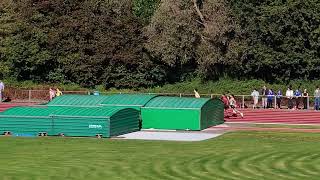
[276,90,282,109]
[302,89,309,110]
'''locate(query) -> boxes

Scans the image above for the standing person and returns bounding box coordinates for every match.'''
[294,89,302,109]
[194,89,200,98]
[0,80,4,102]
[286,86,294,109]
[260,86,268,109]
[314,87,320,111]
[276,89,282,109]
[251,89,259,109]
[229,94,244,118]
[303,89,309,110]
[267,89,274,108]
[49,88,56,101]
[56,88,63,97]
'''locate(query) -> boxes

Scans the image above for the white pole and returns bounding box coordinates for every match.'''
[242,95,245,109]
[28,90,31,102]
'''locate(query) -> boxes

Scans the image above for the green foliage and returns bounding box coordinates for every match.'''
[133,0,160,23]
[1,0,58,81]
[230,0,320,82]
[142,78,320,95]
[1,0,320,90]
[0,0,16,79]
[3,78,85,91]
[0,0,167,88]
[6,78,320,95]
[145,0,238,81]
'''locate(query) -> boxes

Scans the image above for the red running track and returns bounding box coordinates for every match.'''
[0,103,38,112]
[225,109,320,125]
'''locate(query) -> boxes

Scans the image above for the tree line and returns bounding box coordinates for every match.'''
[0,0,319,89]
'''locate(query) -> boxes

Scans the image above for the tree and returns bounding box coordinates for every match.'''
[0,0,16,79]
[145,0,238,81]
[230,0,320,82]
[0,0,166,88]
[193,0,239,79]
[1,0,56,81]
[48,0,159,88]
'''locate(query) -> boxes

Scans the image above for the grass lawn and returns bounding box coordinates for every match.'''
[1,131,320,180]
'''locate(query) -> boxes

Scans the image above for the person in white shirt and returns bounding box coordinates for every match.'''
[49,88,56,101]
[251,89,259,109]
[229,94,244,118]
[194,89,200,98]
[286,86,294,109]
[0,81,4,102]
[260,86,268,109]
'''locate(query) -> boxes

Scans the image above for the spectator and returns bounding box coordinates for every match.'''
[260,85,268,109]
[194,89,200,98]
[56,88,63,97]
[267,89,274,108]
[303,89,309,110]
[49,88,56,101]
[0,80,4,102]
[314,87,320,110]
[294,89,302,109]
[251,89,259,109]
[276,90,282,109]
[286,86,294,109]
[229,94,244,118]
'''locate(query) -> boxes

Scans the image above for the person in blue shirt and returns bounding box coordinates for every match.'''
[294,89,302,109]
[267,89,274,108]
[276,90,282,109]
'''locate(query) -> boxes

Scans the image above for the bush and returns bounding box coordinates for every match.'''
[3,79,86,91]
[4,78,320,96]
[140,78,320,95]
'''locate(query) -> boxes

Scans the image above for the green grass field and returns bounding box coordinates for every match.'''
[252,124,320,129]
[1,131,320,180]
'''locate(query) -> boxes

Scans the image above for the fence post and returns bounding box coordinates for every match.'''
[307,96,310,110]
[242,95,245,109]
[211,94,213,99]
[274,95,277,109]
[28,90,31,102]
